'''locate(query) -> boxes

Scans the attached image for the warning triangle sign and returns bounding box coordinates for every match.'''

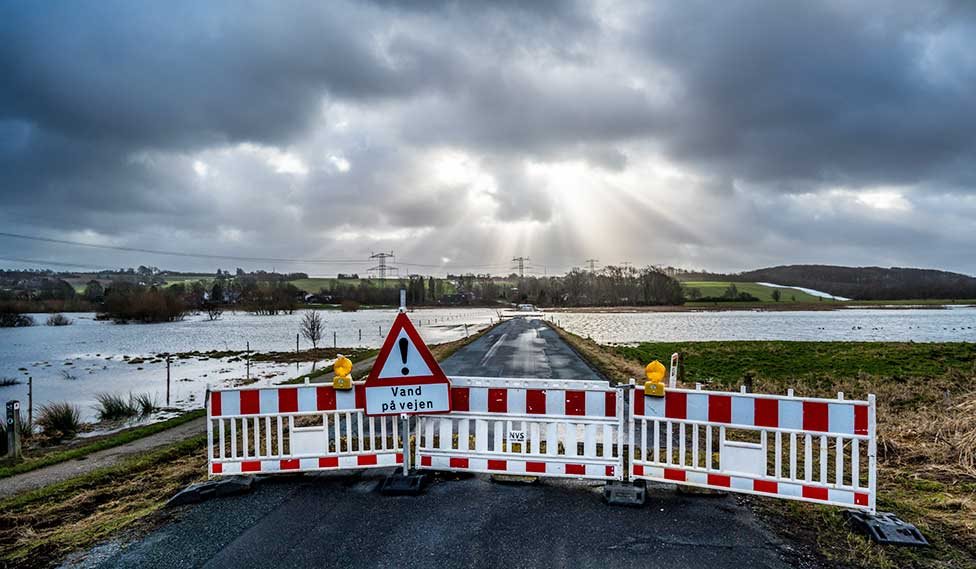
[364,311,451,416]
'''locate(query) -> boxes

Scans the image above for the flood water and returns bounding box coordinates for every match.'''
[0,308,497,423]
[1,306,974,424]
[551,306,976,344]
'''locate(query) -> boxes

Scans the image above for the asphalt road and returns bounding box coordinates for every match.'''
[440,317,602,380]
[69,317,812,569]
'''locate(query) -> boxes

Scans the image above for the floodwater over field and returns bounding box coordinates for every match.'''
[2,306,975,424]
[0,308,496,423]
[552,306,976,344]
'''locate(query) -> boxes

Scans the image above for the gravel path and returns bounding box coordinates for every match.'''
[0,418,206,499]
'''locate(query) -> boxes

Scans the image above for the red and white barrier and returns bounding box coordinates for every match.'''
[206,378,880,516]
[207,383,403,476]
[630,385,877,513]
[416,377,625,480]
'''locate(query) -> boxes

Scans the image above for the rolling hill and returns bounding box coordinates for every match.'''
[735,265,976,301]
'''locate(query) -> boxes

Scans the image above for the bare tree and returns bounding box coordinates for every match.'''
[300,310,324,349]
[206,302,224,321]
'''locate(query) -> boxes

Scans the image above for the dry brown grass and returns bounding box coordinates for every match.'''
[555,325,976,568]
[0,436,207,568]
[750,371,976,568]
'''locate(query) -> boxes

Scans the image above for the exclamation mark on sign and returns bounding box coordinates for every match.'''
[399,337,409,375]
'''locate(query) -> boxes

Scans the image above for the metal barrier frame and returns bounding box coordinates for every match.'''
[416,376,625,481]
[205,378,881,517]
[207,382,403,477]
[629,384,877,513]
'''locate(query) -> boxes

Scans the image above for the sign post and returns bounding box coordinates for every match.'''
[5,401,21,461]
[367,297,451,495]
[400,414,410,476]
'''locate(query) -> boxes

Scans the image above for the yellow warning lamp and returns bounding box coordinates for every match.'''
[644,360,667,398]
[333,354,353,390]
[645,360,666,383]
[334,355,353,377]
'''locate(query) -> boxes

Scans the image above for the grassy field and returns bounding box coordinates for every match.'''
[288,277,457,294]
[681,281,832,303]
[615,340,976,569]
[0,410,206,480]
[64,275,214,293]
[0,435,207,568]
[616,341,976,385]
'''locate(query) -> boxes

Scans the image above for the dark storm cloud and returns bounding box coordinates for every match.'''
[635,0,976,189]
[0,1,427,148]
[1,0,975,274]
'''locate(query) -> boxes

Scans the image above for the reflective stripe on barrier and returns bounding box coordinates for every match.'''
[416,377,625,481]
[207,383,402,477]
[207,379,880,515]
[629,386,877,513]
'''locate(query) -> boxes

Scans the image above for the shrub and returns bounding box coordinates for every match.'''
[94,393,139,421]
[18,411,33,439]
[100,282,187,323]
[59,369,78,381]
[131,393,158,417]
[0,306,34,327]
[0,376,22,387]
[46,313,73,326]
[37,402,82,438]
[340,299,360,312]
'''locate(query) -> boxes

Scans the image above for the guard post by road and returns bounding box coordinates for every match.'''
[5,400,22,462]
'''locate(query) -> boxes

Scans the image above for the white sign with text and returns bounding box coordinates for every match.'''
[365,383,450,415]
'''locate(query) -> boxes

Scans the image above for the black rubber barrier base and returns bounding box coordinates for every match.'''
[844,511,929,546]
[380,472,428,496]
[604,480,646,506]
[167,476,255,507]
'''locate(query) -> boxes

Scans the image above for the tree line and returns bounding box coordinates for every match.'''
[500,266,685,307]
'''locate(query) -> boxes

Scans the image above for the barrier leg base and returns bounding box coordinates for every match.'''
[380,471,428,496]
[491,474,539,485]
[844,511,929,546]
[604,480,646,506]
[676,485,728,497]
[167,475,254,507]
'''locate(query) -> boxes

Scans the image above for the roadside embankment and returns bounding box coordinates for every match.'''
[554,326,976,569]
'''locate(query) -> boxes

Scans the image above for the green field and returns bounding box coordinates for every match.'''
[288,277,457,294]
[681,281,831,303]
[617,340,976,387]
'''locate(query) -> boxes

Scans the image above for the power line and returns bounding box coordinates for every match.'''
[0,256,115,271]
[0,231,369,265]
[0,231,575,275]
[0,231,515,272]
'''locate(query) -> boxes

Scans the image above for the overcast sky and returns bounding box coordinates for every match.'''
[2,1,975,276]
